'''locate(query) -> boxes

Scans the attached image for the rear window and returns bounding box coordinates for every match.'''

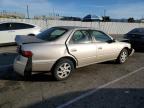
[36,27,68,41]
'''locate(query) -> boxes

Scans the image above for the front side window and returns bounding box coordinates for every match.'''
[70,30,91,44]
[36,27,68,41]
[91,30,112,42]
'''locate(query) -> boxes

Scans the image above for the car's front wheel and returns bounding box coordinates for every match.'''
[116,48,129,64]
[52,59,74,81]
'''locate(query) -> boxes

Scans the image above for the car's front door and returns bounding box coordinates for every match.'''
[90,30,119,62]
[0,23,13,44]
[67,30,97,67]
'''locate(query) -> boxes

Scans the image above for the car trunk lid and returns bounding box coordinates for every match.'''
[15,35,45,55]
[15,35,44,45]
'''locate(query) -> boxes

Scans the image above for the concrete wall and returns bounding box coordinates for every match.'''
[0,18,144,35]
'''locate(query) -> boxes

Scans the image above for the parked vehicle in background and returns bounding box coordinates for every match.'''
[124,28,144,49]
[0,22,41,44]
[60,16,81,21]
[82,14,102,22]
[14,26,134,81]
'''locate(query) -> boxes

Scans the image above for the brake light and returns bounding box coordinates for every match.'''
[22,51,33,57]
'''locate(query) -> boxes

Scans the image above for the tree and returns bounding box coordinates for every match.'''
[128,17,135,23]
[102,16,111,22]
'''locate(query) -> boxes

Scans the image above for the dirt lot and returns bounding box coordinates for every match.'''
[0,42,144,108]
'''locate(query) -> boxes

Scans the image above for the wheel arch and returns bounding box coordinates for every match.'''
[123,47,131,55]
[28,34,35,36]
[51,56,77,71]
[116,47,130,64]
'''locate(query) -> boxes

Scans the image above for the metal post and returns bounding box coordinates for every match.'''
[27,5,30,19]
[104,9,106,17]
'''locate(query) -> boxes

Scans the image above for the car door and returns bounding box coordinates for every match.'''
[7,23,19,43]
[90,30,119,62]
[0,23,15,44]
[67,30,97,67]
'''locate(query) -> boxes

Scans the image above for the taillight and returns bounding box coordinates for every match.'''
[22,51,33,57]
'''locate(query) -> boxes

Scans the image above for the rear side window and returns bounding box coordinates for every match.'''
[70,30,92,44]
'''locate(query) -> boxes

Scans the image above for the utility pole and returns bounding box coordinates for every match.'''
[53,8,55,20]
[104,9,106,17]
[27,5,30,19]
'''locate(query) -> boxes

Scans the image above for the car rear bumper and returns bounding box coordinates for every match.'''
[13,55,28,76]
[14,55,56,76]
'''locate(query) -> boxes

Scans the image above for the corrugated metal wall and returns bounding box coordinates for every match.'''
[0,18,144,34]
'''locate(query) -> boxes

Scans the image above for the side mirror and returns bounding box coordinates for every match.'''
[113,39,116,42]
[107,39,115,43]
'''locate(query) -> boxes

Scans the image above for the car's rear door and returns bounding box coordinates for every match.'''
[67,30,97,67]
[90,30,119,62]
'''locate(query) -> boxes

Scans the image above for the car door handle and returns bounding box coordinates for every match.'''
[98,47,102,50]
[71,49,77,52]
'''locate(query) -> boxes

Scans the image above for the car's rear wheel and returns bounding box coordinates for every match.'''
[52,59,74,81]
[116,48,128,64]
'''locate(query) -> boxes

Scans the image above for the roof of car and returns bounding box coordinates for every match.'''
[55,26,95,30]
[0,21,38,27]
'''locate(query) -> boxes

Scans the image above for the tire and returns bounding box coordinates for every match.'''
[52,59,74,81]
[116,48,129,64]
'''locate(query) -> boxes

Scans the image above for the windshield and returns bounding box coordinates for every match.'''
[128,28,144,34]
[36,27,68,41]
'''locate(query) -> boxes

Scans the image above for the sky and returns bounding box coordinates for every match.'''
[0,0,144,19]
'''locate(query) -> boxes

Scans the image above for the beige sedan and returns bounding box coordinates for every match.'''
[14,26,134,80]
